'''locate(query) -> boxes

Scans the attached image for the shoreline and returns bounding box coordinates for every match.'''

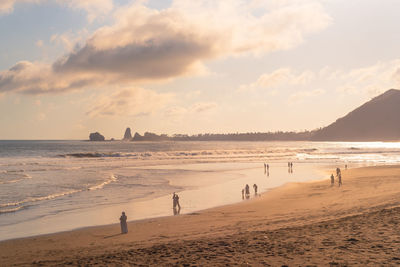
[0,161,326,242]
[2,164,400,265]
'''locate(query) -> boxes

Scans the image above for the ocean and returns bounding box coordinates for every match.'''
[1,140,400,241]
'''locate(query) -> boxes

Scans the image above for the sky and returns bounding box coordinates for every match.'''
[1,0,400,140]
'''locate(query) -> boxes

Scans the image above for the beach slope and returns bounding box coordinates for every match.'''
[2,166,400,266]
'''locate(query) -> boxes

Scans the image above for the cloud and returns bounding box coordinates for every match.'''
[0,0,331,95]
[86,87,173,117]
[239,68,316,90]
[240,59,400,98]
[335,60,400,96]
[0,0,113,21]
[0,61,104,94]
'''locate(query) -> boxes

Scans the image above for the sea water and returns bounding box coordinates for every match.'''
[1,140,400,241]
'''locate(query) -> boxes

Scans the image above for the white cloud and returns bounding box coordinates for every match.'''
[86,87,173,118]
[0,0,331,95]
[239,68,316,90]
[240,60,400,97]
[335,60,400,96]
[0,0,113,22]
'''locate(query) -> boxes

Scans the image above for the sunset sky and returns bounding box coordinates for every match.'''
[1,0,400,139]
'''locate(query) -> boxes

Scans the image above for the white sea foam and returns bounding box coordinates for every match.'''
[88,174,117,191]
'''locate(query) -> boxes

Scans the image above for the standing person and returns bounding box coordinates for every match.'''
[245,184,250,199]
[338,173,342,187]
[241,188,245,200]
[120,211,128,234]
[175,194,181,209]
[253,184,258,195]
[172,193,177,209]
[336,167,341,177]
[330,174,334,186]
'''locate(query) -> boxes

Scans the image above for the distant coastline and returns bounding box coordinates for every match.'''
[130,131,315,142]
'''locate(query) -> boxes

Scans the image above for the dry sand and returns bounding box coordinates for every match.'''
[2,165,400,266]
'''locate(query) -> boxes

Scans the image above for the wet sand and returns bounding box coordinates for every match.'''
[2,165,400,266]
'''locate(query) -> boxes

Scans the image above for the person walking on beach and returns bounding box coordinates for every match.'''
[253,184,258,195]
[338,173,342,187]
[120,211,128,234]
[336,167,341,177]
[245,184,250,199]
[330,174,334,186]
[264,163,266,174]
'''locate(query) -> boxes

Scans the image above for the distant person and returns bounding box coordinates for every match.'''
[267,164,269,172]
[172,192,177,209]
[174,194,181,209]
[336,167,341,177]
[120,211,128,234]
[330,174,334,186]
[253,184,258,195]
[245,184,250,199]
[345,164,348,170]
[242,188,245,200]
[338,173,342,187]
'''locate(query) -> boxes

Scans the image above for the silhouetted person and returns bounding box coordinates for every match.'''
[338,173,342,187]
[345,164,348,170]
[172,192,177,209]
[245,184,250,199]
[242,188,245,200]
[336,167,341,177]
[264,163,266,174]
[330,174,334,186]
[120,211,128,234]
[253,184,258,195]
[175,194,181,209]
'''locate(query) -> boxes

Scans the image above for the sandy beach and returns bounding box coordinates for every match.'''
[2,165,400,266]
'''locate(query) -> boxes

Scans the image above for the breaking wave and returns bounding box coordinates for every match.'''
[0,174,117,214]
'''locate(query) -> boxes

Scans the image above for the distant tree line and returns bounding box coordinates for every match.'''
[132,130,318,141]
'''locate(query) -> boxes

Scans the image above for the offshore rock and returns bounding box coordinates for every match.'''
[89,132,105,141]
[123,127,132,141]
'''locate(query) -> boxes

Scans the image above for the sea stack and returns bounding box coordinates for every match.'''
[89,132,105,141]
[123,127,132,141]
